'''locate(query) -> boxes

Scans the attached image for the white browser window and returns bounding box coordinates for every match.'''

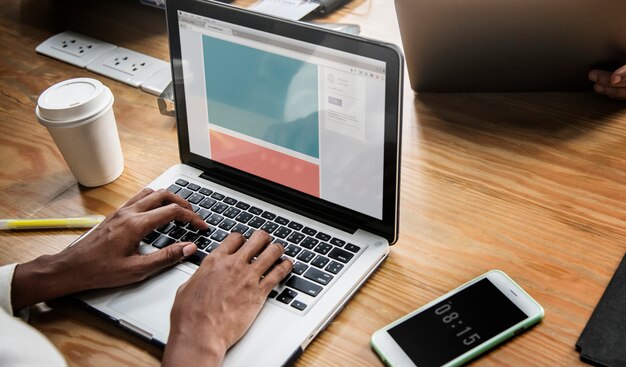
[177,10,387,219]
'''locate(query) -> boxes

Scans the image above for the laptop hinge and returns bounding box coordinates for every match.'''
[199,170,358,234]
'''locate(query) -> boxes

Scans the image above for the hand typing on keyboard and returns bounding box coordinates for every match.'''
[10,187,292,367]
[11,188,207,311]
[164,230,293,367]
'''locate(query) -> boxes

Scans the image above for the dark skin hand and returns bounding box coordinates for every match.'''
[163,231,293,366]
[589,65,626,100]
[11,188,208,311]
[10,187,293,366]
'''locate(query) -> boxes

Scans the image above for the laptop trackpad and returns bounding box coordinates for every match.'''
[107,268,190,335]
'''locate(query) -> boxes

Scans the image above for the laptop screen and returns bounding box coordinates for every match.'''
[177,10,388,220]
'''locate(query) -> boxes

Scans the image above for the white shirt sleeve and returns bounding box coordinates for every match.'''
[0,264,67,367]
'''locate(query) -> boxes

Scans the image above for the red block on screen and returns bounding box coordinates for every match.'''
[210,130,320,197]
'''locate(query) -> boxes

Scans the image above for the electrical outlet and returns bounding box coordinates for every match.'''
[36,31,117,68]
[87,47,169,87]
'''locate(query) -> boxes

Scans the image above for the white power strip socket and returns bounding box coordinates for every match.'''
[87,47,170,88]
[37,32,172,95]
[36,31,117,68]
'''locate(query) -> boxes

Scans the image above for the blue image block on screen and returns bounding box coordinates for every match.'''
[202,36,319,158]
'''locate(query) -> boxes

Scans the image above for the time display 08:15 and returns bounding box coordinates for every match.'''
[434,302,482,346]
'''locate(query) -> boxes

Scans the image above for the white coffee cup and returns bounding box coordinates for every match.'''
[36,78,124,187]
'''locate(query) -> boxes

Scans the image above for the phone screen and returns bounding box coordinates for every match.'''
[388,278,527,366]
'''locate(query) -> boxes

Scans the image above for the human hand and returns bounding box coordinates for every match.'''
[162,231,293,367]
[588,65,626,100]
[11,188,208,311]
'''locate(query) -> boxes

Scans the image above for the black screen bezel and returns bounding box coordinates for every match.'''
[165,0,403,243]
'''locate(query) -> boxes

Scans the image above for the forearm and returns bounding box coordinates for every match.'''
[11,253,86,311]
[163,328,226,367]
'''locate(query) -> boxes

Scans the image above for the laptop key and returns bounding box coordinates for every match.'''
[274,239,288,248]
[223,197,237,205]
[249,206,263,215]
[297,250,315,263]
[142,231,160,244]
[197,208,211,220]
[175,179,188,186]
[169,227,187,239]
[210,229,229,242]
[176,188,193,200]
[345,243,361,253]
[304,267,333,286]
[315,232,331,241]
[167,184,181,194]
[206,241,220,253]
[285,245,302,257]
[181,232,199,243]
[197,226,216,237]
[268,289,278,299]
[291,300,307,311]
[277,288,298,304]
[275,216,289,225]
[326,261,344,274]
[195,237,212,250]
[248,216,266,229]
[157,222,176,234]
[287,232,305,244]
[211,202,228,213]
[199,187,213,196]
[223,207,241,219]
[210,192,225,200]
[260,222,278,233]
[292,261,309,275]
[206,213,224,225]
[153,236,175,249]
[235,201,250,210]
[187,251,207,266]
[311,255,330,268]
[261,211,276,220]
[244,229,255,239]
[302,227,317,236]
[286,276,322,297]
[199,197,216,209]
[328,247,354,263]
[187,193,204,204]
[300,237,319,249]
[235,211,253,223]
[313,242,332,255]
[288,221,303,231]
[231,223,249,234]
[330,238,346,247]
[219,219,236,231]
[187,183,201,191]
[274,226,292,239]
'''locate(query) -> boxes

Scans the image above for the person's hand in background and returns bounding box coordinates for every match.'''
[10,188,207,311]
[589,65,626,100]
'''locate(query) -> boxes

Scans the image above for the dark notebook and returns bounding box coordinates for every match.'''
[576,253,626,366]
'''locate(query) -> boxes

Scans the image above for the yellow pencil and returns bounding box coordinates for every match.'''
[0,215,105,230]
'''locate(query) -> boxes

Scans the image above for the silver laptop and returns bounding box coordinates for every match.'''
[395,0,626,92]
[75,0,403,365]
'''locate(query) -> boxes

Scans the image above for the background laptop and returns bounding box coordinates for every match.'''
[76,0,403,365]
[395,0,626,92]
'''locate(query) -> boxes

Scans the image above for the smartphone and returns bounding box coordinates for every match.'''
[371,270,544,367]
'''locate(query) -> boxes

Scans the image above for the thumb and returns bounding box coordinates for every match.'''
[139,242,197,274]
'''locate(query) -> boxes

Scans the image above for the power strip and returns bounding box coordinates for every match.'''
[36,31,171,96]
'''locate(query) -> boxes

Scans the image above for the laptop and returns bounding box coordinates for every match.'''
[75,0,403,365]
[395,0,626,92]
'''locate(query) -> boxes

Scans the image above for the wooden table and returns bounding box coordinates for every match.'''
[2,0,625,366]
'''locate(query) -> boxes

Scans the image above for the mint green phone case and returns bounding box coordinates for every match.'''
[371,270,544,367]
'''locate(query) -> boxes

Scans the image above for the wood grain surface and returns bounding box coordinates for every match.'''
[1,0,625,366]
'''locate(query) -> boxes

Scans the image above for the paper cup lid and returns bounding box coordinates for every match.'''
[36,78,113,127]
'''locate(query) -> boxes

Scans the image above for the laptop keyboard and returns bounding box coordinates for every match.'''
[141,178,364,313]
